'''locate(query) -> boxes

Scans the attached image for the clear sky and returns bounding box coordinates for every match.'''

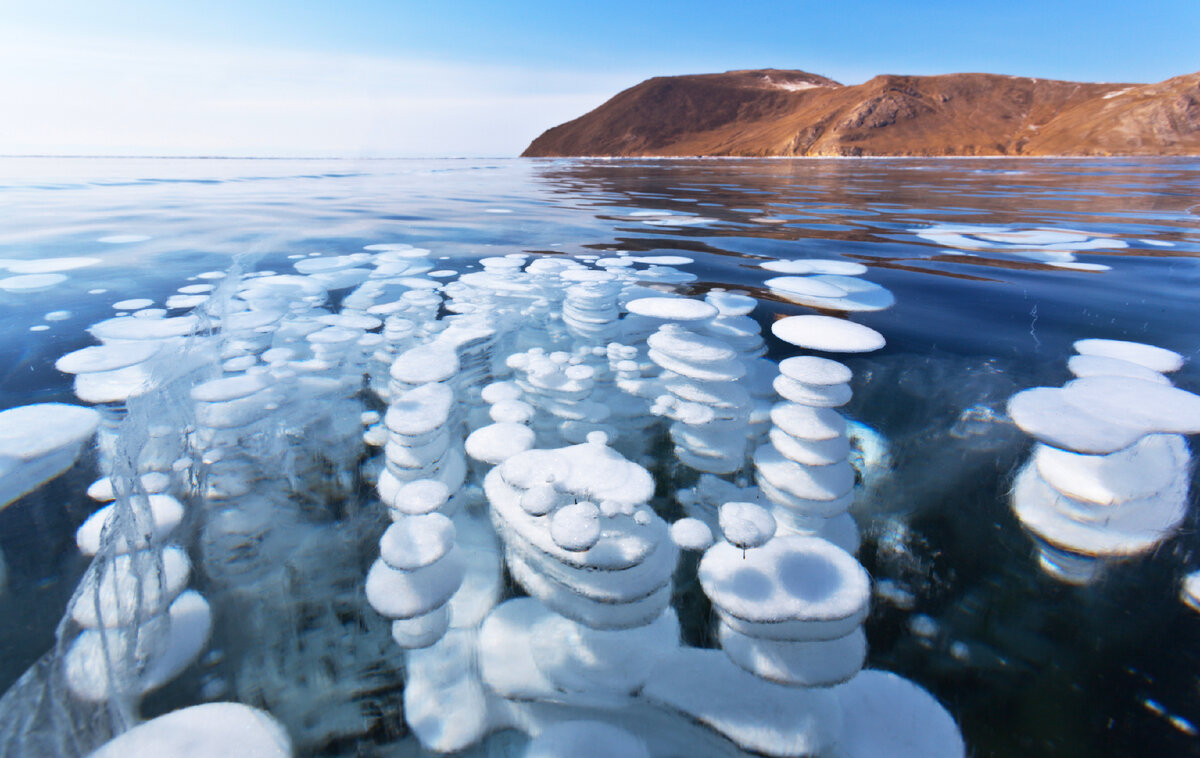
[2,0,1197,157]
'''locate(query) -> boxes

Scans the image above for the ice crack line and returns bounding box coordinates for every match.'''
[1029,304,1041,349]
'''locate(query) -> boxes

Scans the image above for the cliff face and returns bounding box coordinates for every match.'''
[521,69,1200,157]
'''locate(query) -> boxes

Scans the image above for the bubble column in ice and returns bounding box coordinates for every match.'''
[466,381,537,468]
[365,504,466,650]
[758,315,887,551]
[488,435,674,624]
[459,433,685,751]
[678,517,963,757]
[433,319,501,421]
[73,312,202,474]
[64,488,212,706]
[1007,339,1198,584]
[367,316,416,401]
[506,348,611,447]
[606,342,660,459]
[372,380,516,750]
[702,528,869,688]
[188,369,314,588]
[704,291,775,442]
[560,270,622,345]
[383,289,445,342]
[377,378,467,510]
[648,324,752,475]
[624,296,753,475]
[627,513,868,758]
[483,429,677,633]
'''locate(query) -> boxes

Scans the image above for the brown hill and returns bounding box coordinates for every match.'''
[521,69,1200,157]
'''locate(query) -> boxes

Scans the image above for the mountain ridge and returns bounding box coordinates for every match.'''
[521,69,1200,157]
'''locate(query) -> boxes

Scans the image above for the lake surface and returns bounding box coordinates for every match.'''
[0,156,1198,757]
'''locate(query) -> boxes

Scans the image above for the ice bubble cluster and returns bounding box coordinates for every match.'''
[914,223,1123,270]
[0,245,966,757]
[761,259,895,312]
[1008,338,1198,583]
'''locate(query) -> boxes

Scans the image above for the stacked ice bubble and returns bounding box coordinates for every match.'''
[912,224,1125,271]
[754,315,886,552]
[485,431,674,628]
[646,316,752,475]
[35,324,216,711]
[366,487,465,650]
[761,258,896,313]
[1007,338,1200,584]
[65,482,211,705]
[0,248,969,758]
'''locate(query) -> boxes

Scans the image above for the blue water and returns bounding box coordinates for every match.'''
[1,156,1199,757]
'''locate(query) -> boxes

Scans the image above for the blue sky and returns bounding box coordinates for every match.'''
[2,0,1197,157]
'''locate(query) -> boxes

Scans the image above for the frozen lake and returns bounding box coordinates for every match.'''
[0,156,1198,757]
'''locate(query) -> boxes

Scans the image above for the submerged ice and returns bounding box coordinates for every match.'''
[1008,339,1199,584]
[3,242,1111,758]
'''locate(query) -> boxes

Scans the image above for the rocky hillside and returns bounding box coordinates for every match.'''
[521,68,1200,157]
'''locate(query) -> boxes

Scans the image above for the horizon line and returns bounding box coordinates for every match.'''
[0,154,518,161]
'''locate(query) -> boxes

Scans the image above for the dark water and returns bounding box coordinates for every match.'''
[1,156,1199,757]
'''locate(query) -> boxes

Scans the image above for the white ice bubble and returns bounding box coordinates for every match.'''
[389,479,452,516]
[380,513,456,571]
[642,215,718,226]
[465,422,535,464]
[1007,386,1145,454]
[670,518,714,551]
[550,502,602,552]
[719,501,777,549]
[628,255,695,265]
[88,703,291,758]
[66,590,213,702]
[760,259,869,276]
[699,535,870,638]
[778,356,853,386]
[3,256,101,273]
[1062,375,1200,436]
[764,276,849,299]
[0,273,68,292]
[75,495,185,556]
[177,283,214,294]
[627,297,718,322]
[1073,338,1183,373]
[0,403,101,509]
[364,548,465,620]
[165,294,209,309]
[43,310,71,321]
[772,315,886,353]
[1067,354,1169,384]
